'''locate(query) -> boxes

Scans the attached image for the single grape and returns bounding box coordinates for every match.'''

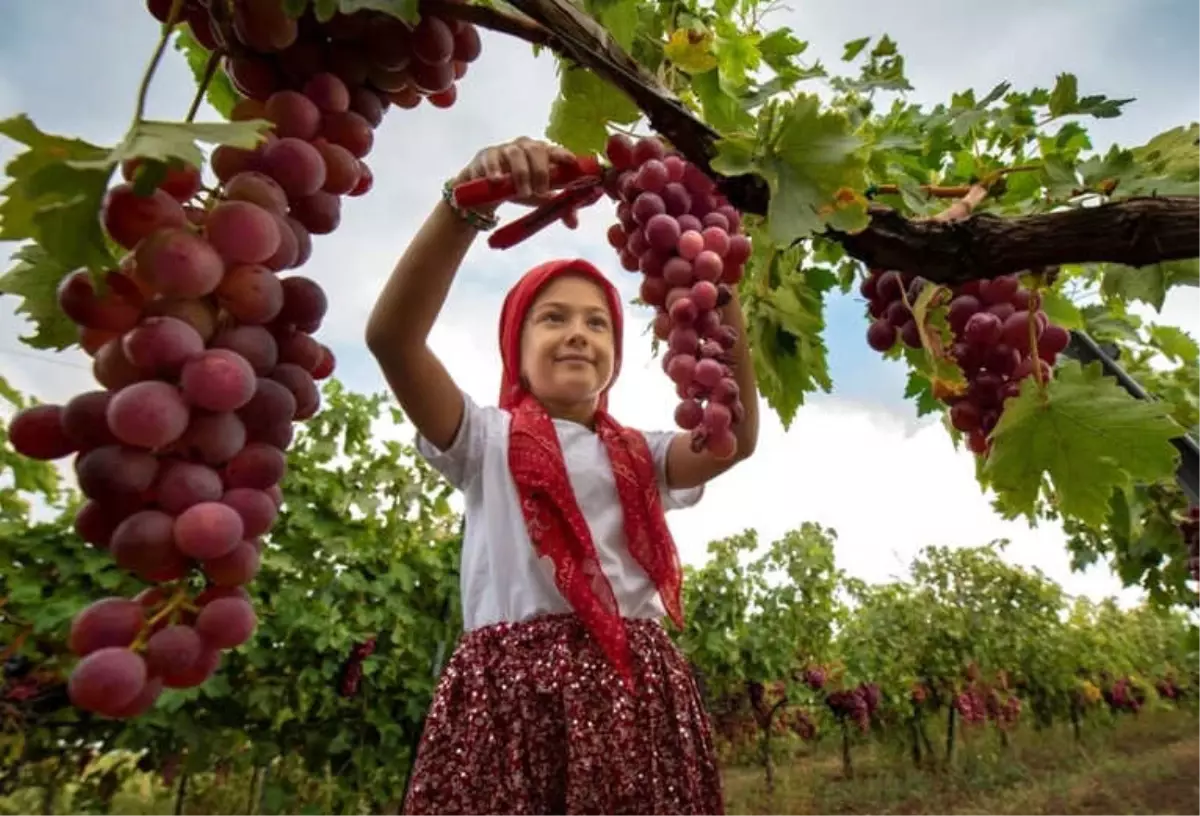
[74,499,130,548]
[963,312,1003,346]
[134,227,226,298]
[1038,323,1070,360]
[726,234,752,266]
[68,647,148,717]
[949,400,981,432]
[669,296,698,326]
[264,90,321,140]
[222,488,278,538]
[640,276,669,308]
[632,138,665,165]
[1001,310,1042,352]
[636,160,669,193]
[632,192,666,225]
[154,459,223,514]
[121,158,203,202]
[312,346,336,380]
[313,139,360,195]
[176,411,247,466]
[663,257,694,288]
[195,596,258,649]
[277,277,329,327]
[101,184,187,250]
[202,541,262,587]
[668,327,699,356]
[180,349,257,413]
[666,354,697,386]
[261,137,327,198]
[947,295,981,335]
[122,316,204,376]
[238,377,298,436]
[605,134,636,170]
[205,201,282,265]
[320,111,374,158]
[68,598,145,657]
[106,381,191,450]
[644,213,680,252]
[278,330,324,372]
[289,191,342,235]
[866,320,897,352]
[145,297,218,342]
[110,510,190,582]
[223,442,288,490]
[694,358,723,389]
[899,319,922,349]
[980,275,1020,305]
[56,269,142,333]
[706,427,737,460]
[412,15,454,64]
[677,230,704,261]
[211,326,279,375]
[661,182,691,216]
[349,162,374,197]
[8,404,76,460]
[675,399,704,430]
[693,250,723,283]
[144,625,204,680]
[175,501,244,560]
[224,171,289,216]
[691,281,718,312]
[303,72,351,113]
[216,264,285,325]
[75,445,158,503]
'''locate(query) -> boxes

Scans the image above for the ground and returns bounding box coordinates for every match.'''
[722,711,1199,815]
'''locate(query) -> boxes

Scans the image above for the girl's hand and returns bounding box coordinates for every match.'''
[454,137,582,227]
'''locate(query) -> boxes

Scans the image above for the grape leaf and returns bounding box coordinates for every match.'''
[1100,259,1198,312]
[545,66,640,155]
[0,115,116,276]
[748,95,870,244]
[592,0,640,52]
[1146,324,1199,365]
[337,0,419,24]
[984,360,1183,527]
[173,28,239,120]
[1038,287,1084,329]
[0,245,80,351]
[842,37,870,61]
[904,371,941,417]
[664,28,718,73]
[99,119,271,172]
[690,70,753,133]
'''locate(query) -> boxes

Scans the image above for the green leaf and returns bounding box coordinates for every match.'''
[96,119,271,172]
[712,24,761,93]
[0,245,80,350]
[756,95,869,243]
[1038,288,1084,329]
[594,0,640,52]
[691,69,753,133]
[984,360,1182,526]
[1146,324,1199,365]
[904,371,941,417]
[173,28,239,119]
[1048,73,1078,118]
[1100,259,1198,312]
[337,0,419,24]
[842,37,870,61]
[545,65,640,155]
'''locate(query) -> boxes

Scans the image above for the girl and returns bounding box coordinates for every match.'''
[366,136,760,815]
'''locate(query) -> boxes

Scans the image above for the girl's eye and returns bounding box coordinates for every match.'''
[589,317,609,330]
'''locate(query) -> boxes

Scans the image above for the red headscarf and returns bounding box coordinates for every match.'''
[499,259,684,690]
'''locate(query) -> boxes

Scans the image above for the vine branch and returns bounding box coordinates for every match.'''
[476,0,1199,282]
[185,49,224,123]
[424,0,556,47]
[134,0,185,123]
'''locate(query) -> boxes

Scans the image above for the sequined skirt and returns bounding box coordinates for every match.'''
[402,613,724,815]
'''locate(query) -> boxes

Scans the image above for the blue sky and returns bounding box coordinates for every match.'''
[1,0,1197,599]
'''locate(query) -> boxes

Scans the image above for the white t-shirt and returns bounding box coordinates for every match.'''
[416,393,704,631]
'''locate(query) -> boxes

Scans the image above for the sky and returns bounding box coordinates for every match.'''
[1,0,1197,604]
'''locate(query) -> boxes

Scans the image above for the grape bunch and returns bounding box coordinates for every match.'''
[802,665,827,691]
[861,269,1070,456]
[952,684,987,725]
[600,133,752,459]
[338,636,376,698]
[1104,677,1144,713]
[825,682,878,733]
[985,688,1022,730]
[784,708,817,741]
[1181,505,1198,582]
[150,0,481,114]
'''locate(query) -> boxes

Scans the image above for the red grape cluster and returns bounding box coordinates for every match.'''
[1104,677,1144,713]
[952,684,988,725]
[802,666,827,691]
[825,682,879,733]
[600,133,752,459]
[1181,505,1198,581]
[338,637,376,698]
[783,708,817,741]
[152,0,481,113]
[984,688,1022,730]
[4,0,482,718]
[862,270,1070,456]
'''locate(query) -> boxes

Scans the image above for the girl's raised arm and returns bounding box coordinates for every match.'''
[365,138,577,451]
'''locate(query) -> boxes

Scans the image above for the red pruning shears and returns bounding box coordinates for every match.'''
[451,155,610,250]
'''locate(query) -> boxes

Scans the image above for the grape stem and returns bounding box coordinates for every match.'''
[131,586,191,651]
[185,49,224,124]
[133,0,186,125]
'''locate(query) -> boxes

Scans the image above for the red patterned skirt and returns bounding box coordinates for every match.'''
[402,613,724,815]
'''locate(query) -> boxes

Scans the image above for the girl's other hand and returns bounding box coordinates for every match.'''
[456,137,583,225]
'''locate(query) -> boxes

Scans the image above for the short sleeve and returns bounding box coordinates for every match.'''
[414,392,504,491]
[641,429,705,511]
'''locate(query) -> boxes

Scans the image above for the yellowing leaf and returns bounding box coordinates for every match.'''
[984,360,1182,527]
[664,28,718,74]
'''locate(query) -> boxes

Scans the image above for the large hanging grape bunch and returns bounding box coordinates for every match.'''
[600,134,753,459]
[4,0,482,720]
[862,268,1070,456]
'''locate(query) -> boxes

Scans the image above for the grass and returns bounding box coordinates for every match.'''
[722,710,1199,815]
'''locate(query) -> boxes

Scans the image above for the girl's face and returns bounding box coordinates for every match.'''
[520,274,616,417]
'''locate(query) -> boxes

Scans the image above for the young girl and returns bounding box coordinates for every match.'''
[366,136,760,815]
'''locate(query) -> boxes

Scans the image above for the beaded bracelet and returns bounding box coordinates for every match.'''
[441,179,499,232]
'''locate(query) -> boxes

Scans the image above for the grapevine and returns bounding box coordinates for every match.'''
[4,0,482,719]
[600,133,751,458]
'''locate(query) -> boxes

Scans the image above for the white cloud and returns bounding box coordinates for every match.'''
[1,1,1195,606]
